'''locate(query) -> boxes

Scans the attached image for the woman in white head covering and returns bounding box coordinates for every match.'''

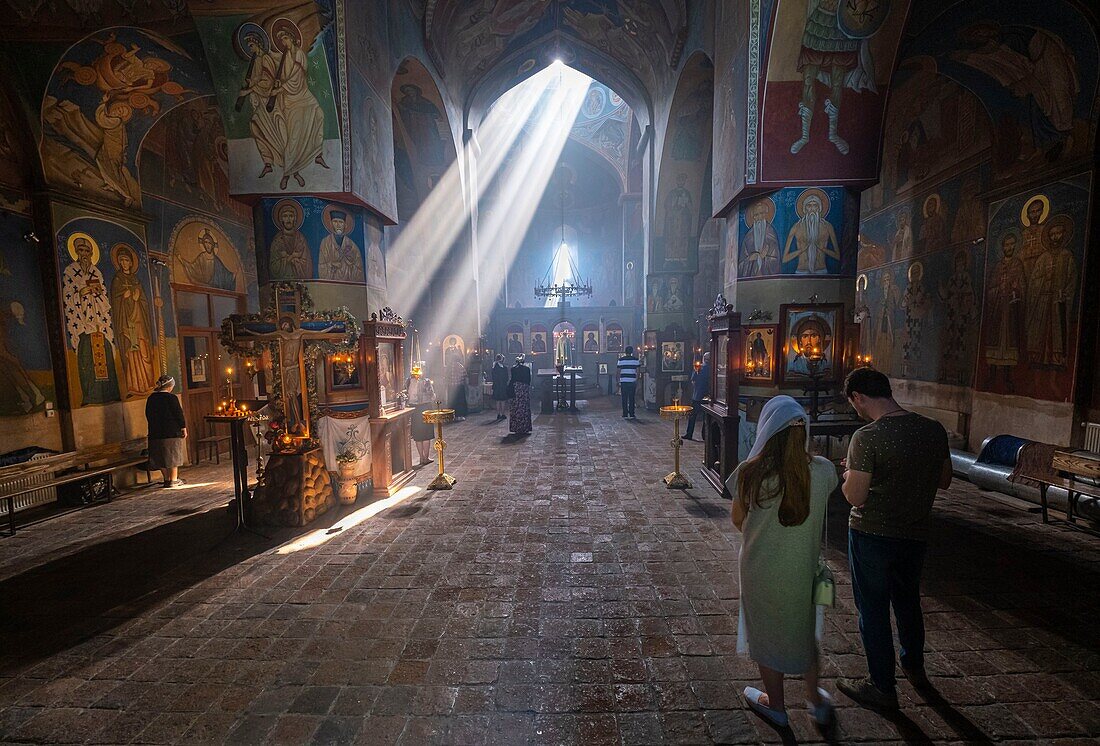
[726,395,838,728]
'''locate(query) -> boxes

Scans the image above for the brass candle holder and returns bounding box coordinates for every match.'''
[659,404,695,489]
[423,407,457,490]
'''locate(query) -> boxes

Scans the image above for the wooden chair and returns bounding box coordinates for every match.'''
[196,420,230,464]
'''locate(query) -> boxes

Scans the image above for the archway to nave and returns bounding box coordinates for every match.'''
[138,96,259,463]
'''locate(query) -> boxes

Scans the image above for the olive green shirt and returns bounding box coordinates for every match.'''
[847,412,949,541]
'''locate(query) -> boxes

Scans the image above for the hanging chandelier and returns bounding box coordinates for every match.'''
[535,163,592,302]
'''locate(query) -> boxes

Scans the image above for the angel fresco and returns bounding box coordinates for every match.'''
[41,33,193,207]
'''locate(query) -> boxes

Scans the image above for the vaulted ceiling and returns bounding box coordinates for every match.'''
[415,0,687,121]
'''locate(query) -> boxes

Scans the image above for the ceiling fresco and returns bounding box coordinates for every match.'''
[420,0,686,118]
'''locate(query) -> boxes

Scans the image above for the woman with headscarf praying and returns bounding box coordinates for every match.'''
[726,395,838,729]
[145,375,188,487]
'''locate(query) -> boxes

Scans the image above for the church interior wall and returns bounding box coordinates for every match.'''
[853,0,1099,451]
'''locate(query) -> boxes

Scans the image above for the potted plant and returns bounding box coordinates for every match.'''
[335,450,359,503]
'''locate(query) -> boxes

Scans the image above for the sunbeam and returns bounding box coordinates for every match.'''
[422,63,591,346]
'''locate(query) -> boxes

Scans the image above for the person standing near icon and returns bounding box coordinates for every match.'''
[491,353,510,421]
[405,372,436,467]
[508,355,532,435]
[145,375,188,487]
[684,352,710,441]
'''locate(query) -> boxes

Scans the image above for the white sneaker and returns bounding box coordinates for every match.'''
[744,686,789,728]
[807,687,834,725]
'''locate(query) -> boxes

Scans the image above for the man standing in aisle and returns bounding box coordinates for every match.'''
[684,352,710,441]
[837,368,952,711]
[617,345,641,419]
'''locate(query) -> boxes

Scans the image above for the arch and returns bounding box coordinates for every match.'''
[466,40,653,131]
[651,52,713,276]
[391,56,460,223]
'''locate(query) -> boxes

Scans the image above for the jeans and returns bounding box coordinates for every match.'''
[848,529,927,694]
[620,381,636,417]
[684,399,702,439]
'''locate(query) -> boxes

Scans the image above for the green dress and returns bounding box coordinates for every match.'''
[731,456,837,674]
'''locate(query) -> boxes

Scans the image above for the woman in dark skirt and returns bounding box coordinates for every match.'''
[508,355,532,435]
[491,354,510,421]
[145,375,187,487]
[406,373,437,466]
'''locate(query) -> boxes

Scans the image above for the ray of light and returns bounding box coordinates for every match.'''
[423,64,591,346]
[386,67,559,317]
[274,485,423,555]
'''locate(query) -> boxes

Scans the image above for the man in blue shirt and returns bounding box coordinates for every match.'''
[684,352,710,440]
[617,346,641,419]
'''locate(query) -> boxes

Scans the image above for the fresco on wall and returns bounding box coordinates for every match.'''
[259,197,385,289]
[39,28,211,208]
[976,175,1090,402]
[712,0,752,213]
[570,81,631,189]
[737,187,855,279]
[653,59,713,272]
[902,1,1099,189]
[55,216,157,407]
[647,274,692,315]
[0,214,54,416]
[350,68,397,220]
[391,58,455,221]
[862,72,992,213]
[169,218,246,293]
[348,0,390,96]
[193,4,344,196]
[139,97,250,225]
[760,0,912,183]
[0,91,29,197]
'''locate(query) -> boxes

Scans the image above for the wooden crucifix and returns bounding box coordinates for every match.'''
[222,285,358,441]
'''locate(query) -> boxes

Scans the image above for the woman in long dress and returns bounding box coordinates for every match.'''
[726,395,838,728]
[406,374,436,466]
[110,246,155,396]
[508,355,532,435]
[491,354,510,421]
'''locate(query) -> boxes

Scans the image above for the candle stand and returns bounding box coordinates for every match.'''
[659,404,695,489]
[423,407,457,490]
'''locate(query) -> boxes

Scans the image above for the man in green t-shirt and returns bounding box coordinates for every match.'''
[837,368,952,711]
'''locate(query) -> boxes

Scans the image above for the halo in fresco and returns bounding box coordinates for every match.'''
[272,198,305,230]
[1020,194,1051,226]
[66,232,100,263]
[322,203,355,234]
[795,188,831,217]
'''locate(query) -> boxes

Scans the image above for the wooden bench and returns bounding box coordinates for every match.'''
[0,438,149,536]
[1048,450,1100,526]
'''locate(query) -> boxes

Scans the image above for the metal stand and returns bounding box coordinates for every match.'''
[424,408,457,490]
[660,405,694,489]
[207,415,268,538]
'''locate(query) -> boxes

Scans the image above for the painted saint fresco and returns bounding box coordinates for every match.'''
[976,176,1089,402]
[647,274,691,315]
[0,214,54,416]
[39,28,211,207]
[56,216,158,406]
[391,58,455,221]
[712,0,752,214]
[259,197,384,289]
[780,304,842,384]
[737,187,854,279]
[653,58,713,271]
[760,0,911,183]
[193,4,344,196]
[568,82,631,189]
[169,218,245,293]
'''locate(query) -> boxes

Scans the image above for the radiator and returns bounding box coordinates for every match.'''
[0,453,58,515]
[1085,422,1100,454]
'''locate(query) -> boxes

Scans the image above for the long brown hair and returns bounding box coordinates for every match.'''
[737,423,811,527]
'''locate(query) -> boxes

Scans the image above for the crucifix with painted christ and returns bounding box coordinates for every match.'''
[220,283,359,444]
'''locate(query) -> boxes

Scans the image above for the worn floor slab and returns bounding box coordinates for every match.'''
[1,397,1099,744]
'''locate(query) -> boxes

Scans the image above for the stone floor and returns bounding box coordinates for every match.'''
[1,396,1099,744]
